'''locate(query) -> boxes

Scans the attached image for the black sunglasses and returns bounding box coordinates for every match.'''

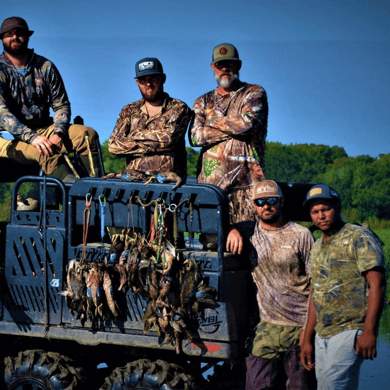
[254,197,279,207]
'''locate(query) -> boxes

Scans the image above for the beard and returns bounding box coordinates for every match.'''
[139,85,164,103]
[259,207,282,225]
[215,71,239,88]
[3,37,29,56]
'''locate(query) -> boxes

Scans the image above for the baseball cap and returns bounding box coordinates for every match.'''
[135,57,164,78]
[212,43,240,64]
[303,183,340,207]
[0,17,34,39]
[252,180,283,200]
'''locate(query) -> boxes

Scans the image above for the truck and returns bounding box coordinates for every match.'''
[0,158,313,390]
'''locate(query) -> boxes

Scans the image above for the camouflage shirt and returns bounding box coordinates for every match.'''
[190,82,268,191]
[248,221,313,327]
[0,50,71,143]
[108,93,191,179]
[310,223,385,338]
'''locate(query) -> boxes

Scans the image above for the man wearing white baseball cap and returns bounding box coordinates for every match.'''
[227,180,316,389]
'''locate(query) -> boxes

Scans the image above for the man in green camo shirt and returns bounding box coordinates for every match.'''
[190,43,268,223]
[301,183,386,390]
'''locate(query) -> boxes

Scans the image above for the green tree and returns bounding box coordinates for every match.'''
[100,140,126,174]
[316,154,390,221]
[186,147,200,177]
[264,142,347,183]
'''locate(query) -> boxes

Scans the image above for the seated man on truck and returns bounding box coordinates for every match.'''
[108,57,191,186]
[0,17,101,182]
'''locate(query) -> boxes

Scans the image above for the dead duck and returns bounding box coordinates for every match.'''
[16,194,39,211]
[144,171,183,189]
[86,263,104,318]
[59,260,88,325]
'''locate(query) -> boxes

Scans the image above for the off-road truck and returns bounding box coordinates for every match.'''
[0,159,312,390]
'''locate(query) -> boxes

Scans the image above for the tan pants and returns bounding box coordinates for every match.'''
[0,124,98,175]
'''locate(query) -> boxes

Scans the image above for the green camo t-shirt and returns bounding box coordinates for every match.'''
[310,223,385,338]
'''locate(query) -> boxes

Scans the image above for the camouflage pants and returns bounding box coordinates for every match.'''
[0,124,98,175]
[246,320,317,390]
[228,187,256,224]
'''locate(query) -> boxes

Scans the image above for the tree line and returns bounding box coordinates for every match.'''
[100,140,390,225]
[1,141,389,225]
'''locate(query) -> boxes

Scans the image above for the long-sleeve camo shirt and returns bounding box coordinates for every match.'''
[108,93,191,179]
[0,50,71,143]
[190,82,268,192]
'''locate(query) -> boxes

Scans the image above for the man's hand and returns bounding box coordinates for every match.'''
[31,135,56,156]
[226,228,243,254]
[355,330,377,360]
[300,340,315,371]
[49,133,64,152]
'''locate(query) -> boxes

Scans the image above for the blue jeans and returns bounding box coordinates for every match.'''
[315,330,364,390]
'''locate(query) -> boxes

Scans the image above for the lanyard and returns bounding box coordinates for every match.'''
[99,194,106,250]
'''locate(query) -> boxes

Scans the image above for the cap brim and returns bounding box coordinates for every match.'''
[135,70,164,79]
[212,58,240,64]
[0,30,34,39]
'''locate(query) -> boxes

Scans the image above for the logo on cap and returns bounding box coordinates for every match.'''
[220,47,228,55]
[310,188,323,197]
[139,61,154,72]
[257,185,275,194]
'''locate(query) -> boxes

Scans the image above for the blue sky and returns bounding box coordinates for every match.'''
[2,0,390,158]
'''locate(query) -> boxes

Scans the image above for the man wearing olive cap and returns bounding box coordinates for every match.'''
[300,183,386,390]
[190,43,268,223]
[227,180,316,389]
[0,17,101,182]
[108,57,191,184]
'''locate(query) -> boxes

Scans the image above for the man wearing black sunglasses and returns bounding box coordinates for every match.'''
[190,43,268,223]
[108,57,191,185]
[227,180,316,389]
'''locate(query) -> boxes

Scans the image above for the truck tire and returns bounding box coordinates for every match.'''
[100,358,196,390]
[3,349,84,390]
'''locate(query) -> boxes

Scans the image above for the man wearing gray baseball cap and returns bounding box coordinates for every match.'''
[0,17,101,181]
[108,57,191,185]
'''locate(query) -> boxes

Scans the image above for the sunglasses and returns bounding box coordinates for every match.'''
[254,197,279,207]
[137,75,162,85]
[214,61,238,70]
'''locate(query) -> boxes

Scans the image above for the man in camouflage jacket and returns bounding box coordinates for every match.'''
[0,17,100,182]
[108,57,191,183]
[301,183,386,390]
[227,180,317,390]
[190,43,268,223]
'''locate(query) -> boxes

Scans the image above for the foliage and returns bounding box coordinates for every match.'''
[372,230,390,302]
[100,140,126,175]
[315,154,390,221]
[264,142,347,183]
[186,147,200,177]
